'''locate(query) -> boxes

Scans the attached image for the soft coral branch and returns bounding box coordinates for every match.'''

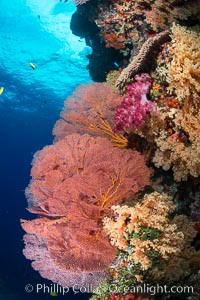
[114,74,157,133]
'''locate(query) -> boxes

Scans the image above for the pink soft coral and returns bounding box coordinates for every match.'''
[114,74,157,132]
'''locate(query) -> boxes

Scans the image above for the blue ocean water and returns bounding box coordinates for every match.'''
[0,0,91,299]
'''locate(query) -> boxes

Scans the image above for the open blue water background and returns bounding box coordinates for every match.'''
[0,0,91,299]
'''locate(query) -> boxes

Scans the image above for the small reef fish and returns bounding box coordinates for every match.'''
[0,87,4,95]
[29,62,36,69]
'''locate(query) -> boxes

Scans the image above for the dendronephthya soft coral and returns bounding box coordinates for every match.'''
[114,74,157,133]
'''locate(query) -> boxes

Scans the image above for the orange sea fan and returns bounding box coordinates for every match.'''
[53,82,128,148]
[27,133,151,213]
[22,133,151,286]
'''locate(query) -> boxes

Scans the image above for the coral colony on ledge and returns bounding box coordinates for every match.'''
[21,1,200,300]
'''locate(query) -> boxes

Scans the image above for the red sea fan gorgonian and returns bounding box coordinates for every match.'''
[114,74,157,133]
[53,83,122,140]
[21,133,151,287]
[26,133,150,211]
[53,82,128,148]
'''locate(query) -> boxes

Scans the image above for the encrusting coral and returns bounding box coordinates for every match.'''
[21,133,151,287]
[142,0,200,31]
[89,0,200,55]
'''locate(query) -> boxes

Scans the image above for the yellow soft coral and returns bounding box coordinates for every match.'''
[153,110,200,181]
[145,24,200,181]
[103,192,200,282]
[167,24,200,109]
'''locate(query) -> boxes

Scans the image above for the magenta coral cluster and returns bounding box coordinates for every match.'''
[114,74,157,133]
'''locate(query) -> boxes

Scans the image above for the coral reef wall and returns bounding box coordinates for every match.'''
[22,1,200,299]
